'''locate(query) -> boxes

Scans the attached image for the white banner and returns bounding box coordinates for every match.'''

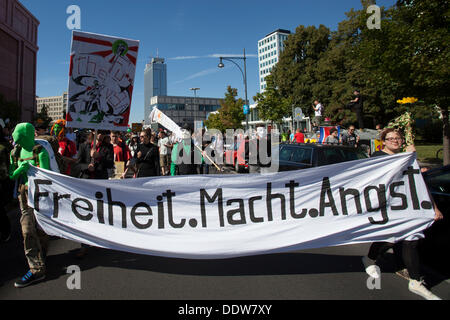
[66,31,139,131]
[28,153,435,259]
[149,107,184,139]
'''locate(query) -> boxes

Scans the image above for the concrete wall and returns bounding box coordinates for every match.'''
[0,0,39,122]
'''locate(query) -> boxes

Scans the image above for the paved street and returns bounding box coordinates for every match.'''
[1,207,449,301]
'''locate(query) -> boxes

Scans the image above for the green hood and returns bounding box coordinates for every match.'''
[12,123,35,150]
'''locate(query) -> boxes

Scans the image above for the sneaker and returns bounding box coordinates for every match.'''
[362,256,380,279]
[14,270,45,288]
[408,279,441,300]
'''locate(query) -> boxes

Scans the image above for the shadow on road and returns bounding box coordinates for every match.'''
[1,208,447,291]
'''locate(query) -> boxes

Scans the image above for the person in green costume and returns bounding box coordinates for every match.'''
[9,123,51,288]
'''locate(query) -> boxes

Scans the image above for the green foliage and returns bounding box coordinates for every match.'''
[204,86,245,132]
[273,24,331,117]
[271,0,449,137]
[253,75,291,125]
[34,104,52,129]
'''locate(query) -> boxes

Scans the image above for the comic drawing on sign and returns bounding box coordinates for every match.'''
[66,31,139,131]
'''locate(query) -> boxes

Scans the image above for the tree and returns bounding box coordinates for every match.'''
[253,75,291,128]
[314,1,402,128]
[273,25,331,118]
[270,0,449,163]
[358,0,450,163]
[204,86,245,132]
[34,104,52,129]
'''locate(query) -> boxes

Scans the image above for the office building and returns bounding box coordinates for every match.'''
[145,95,222,128]
[258,29,290,92]
[144,57,167,110]
[0,0,39,122]
[36,92,68,121]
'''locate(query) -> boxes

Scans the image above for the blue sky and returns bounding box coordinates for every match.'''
[20,0,395,124]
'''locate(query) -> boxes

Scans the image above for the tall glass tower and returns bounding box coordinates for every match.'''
[144,57,167,109]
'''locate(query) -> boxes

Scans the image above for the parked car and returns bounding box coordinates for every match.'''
[276,143,368,172]
[224,139,249,173]
[420,165,450,276]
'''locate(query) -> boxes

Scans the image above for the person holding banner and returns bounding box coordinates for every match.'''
[9,123,53,288]
[171,124,201,176]
[362,128,443,300]
[135,129,159,177]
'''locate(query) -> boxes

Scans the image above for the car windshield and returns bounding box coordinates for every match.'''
[318,148,367,166]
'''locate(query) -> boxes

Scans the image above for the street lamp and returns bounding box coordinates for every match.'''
[217,49,249,131]
[190,87,200,129]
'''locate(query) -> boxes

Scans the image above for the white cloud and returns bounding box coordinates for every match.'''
[172,67,220,85]
[168,56,201,60]
[168,53,257,60]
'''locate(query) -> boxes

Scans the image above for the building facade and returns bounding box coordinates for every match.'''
[144,57,167,109]
[146,95,222,128]
[36,92,68,121]
[0,0,39,122]
[258,29,290,92]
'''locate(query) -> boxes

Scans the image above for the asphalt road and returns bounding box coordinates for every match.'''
[1,206,449,301]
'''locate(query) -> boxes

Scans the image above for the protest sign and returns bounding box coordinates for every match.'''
[66,31,139,131]
[28,153,434,259]
[149,107,184,140]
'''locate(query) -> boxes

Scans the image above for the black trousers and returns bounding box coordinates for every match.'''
[368,240,421,280]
